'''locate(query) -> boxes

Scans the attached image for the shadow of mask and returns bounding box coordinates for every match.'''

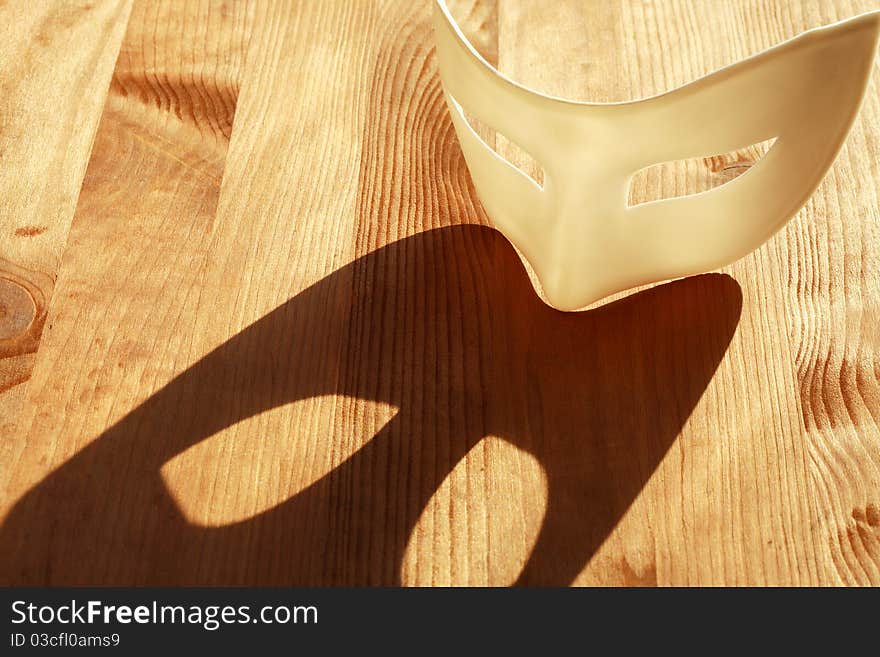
[0,225,742,585]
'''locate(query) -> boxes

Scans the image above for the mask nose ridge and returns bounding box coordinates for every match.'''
[531,171,628,310]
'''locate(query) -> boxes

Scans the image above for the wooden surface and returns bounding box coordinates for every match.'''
[1,0,878,586]
[0,0,132,434]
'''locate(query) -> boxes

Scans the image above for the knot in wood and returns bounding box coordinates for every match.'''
[0,277,36,341]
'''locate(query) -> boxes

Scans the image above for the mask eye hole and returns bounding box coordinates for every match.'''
[627,138,776,207]
[462,110,546,188]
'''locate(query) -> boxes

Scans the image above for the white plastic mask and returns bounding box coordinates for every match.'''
[434,1,880,310]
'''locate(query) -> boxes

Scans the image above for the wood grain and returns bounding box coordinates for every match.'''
[1,0,878,586]
[0,0,255,580]
[779,1,880,586]
[0,0,131,431]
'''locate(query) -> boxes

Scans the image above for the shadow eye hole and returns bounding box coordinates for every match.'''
[462,110,546,188]
[627,138,776,207]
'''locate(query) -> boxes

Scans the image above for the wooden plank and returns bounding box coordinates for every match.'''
[0,0,255,583]
[1,0,878,586]
[779,0,880,587]
[0,0,131,432]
